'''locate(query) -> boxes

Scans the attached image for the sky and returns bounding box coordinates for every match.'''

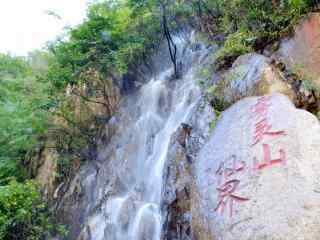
[0,0,90,56]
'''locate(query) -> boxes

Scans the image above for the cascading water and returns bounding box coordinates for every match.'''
[77,32,211,240]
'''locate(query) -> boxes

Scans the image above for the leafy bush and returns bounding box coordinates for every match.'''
[0,54,52,183]
[47,0,162,90]
[0,180,65,240]
[215,29,254,69]
[0,54,31,78]
[199,0,313,67]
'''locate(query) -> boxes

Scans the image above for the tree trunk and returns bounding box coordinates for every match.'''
[160,1,179,78]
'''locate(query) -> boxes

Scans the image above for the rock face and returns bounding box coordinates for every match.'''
[274,13,320,85]
[35,74,121,202]
[271,13,320,114]
[162,99,215,240]
[220,53,294,104]
[35,141,59,199]
[195,93,320,240]
[51,24,320,240]
[53,33,216,240]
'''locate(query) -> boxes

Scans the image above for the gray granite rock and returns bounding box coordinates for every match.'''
[221,53,294,103]
[195,93,320,240]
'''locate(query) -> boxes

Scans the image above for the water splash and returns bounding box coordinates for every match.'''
[79,33,210,240]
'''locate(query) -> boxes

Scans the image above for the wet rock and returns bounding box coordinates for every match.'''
[54,33,215,240]
[55,165,99,240]
[274,13,320,86]
[190,43,203,52]
[162,99,215,240]
[176,123,192,147]
[220,53,295,104]
[195,93,320,240]
[161,123,193,240]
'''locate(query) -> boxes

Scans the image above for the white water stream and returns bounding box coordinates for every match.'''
[81,33,210,240]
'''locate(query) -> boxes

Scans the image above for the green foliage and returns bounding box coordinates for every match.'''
[197,67,212,82]
[209,107,222,132]
[0,180,65,240]
[199,0,313,67]
[0,1,317,239]
[0,54,53,182]
[213,0,309,36]
[207,85,226,132]
[0,54,31,79]
[207,83,231,111]
[45,0,166,185]
[47,0,162,90]
[0,53,68,240]
[218,29,254,57]
[215,29,254,69]
[206,84,230,132]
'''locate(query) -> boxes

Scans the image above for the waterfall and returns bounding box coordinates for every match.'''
[77,32,211,240]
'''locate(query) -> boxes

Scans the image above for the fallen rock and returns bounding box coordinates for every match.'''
[195,93,320,240]
[218,53,295,104]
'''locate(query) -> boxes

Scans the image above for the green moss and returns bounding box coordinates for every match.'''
[224,65,248,82]
[209,118,217,131]
[206,85,217,96]
[197,79,206,87]
[301,79,320,92]
[197,67,212,82]
[206,81,231,112]
[209,108,223,132]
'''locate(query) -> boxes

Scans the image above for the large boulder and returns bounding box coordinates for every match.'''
[195,93,320,240]
[217,53,294,104]
[274,13,320,86]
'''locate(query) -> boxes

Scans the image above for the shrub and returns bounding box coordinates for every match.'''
[200,0,312,68]
[215,29,254,69]
[0,180,64,240]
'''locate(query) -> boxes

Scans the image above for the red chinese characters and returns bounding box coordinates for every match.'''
[253,118,286,146]
[215,156,249,217]
[251,96,286,146]
[251,96,287,171]
[253,144,286,170]
[212,96,288,218]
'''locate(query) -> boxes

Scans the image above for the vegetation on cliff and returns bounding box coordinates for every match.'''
[0,53,66,239]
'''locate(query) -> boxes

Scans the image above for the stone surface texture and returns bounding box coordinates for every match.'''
[195,93,320,240]
[222,53,294,103]
[274,13,320,85]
